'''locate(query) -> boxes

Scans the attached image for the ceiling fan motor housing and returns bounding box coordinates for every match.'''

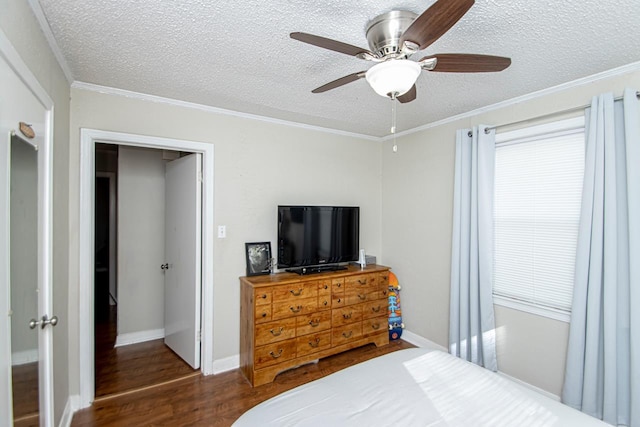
[366,10,418,58]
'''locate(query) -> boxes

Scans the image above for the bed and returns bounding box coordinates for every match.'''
[232,347,607,426]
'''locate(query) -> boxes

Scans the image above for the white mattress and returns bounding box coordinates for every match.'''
[232,348,608,427]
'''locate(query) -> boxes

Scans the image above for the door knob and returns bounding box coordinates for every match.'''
[29,315,59,330]
[161,263,169,270]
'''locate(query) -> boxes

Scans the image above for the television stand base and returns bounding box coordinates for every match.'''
[286,265,348,275]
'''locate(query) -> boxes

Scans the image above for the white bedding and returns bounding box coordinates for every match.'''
[232,348,607,427]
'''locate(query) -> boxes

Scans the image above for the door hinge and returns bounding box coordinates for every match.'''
[198,171,203,183]
[197,330,201,342]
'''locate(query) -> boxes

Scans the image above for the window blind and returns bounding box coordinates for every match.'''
[493,127,585,313]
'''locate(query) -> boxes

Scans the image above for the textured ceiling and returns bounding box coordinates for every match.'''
[37,0,640,137]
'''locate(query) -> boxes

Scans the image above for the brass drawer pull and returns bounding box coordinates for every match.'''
[290,289,303,296]
[336,283,342,288]
[382,290,388,296]
[337,298,342,303]
[342,331,353,338]
[358,279,367,285]
[371,306,381,313]
[309,338,321,348]
[269,349,283,359]
[371,322,380,330]
[261,313,267,318]
[261,294,268,299]
[381,275,388,281]
[290,305,302,313]
[323,300,328,306]
[343,312,352,319]
[309,319,320,327]
[270,327,284,336]
[323,284,328,289]
[358,294,366,301]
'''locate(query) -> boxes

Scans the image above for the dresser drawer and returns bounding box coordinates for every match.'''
[254,339,297,369]
[362,300,385,319]
[254,289,272,305]
[345,274,377,296]
[332,323,362,346]
[255,318,296,346]
[272,297,318,320]
[332,305,362,327]
[344,288,380,306]
[363,315,386,337]
[296,331,331,357]
[254,304,272,324]
[272,282,318,301]
[296,310,331,336]
[378,272,390,287]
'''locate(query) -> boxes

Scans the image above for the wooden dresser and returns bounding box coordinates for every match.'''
[240,264,390,386]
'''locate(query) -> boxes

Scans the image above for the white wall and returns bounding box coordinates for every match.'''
[117,146,166,337]
[381,65,640,397]
[67,87,383,392]
[0,1,71,423]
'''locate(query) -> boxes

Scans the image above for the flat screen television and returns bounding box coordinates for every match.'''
[277,205,359,272]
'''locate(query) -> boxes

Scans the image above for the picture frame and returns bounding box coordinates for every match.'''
[245,242,272,276]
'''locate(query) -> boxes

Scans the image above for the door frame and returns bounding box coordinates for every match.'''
[0,30,55,424]
[78,129,215,408]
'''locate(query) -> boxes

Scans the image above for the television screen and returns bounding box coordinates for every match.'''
[277,206,359,269]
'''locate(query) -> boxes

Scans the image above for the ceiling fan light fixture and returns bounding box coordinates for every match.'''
[365,60,421,98]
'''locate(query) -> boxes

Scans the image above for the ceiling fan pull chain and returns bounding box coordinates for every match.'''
[391,95,398,152]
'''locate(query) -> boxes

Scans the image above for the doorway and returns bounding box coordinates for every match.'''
[78,129,215,408]
[93,144,202,397]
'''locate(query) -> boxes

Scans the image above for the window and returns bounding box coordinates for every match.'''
[493,117,585,321]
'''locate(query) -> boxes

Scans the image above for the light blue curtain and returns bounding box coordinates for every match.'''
[562,88,640,426]
[449,124,497,371]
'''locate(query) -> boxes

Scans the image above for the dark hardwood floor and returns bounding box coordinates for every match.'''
[95,306,197,398]
[12,361,39,427]
[72,339,415,426]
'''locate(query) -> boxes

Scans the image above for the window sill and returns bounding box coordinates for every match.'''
[493,295,571,323]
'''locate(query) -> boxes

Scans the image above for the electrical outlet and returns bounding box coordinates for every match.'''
[217,225,226,238]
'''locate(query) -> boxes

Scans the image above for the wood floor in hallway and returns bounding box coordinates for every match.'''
[71,339,415,426]
[95,306,197,398]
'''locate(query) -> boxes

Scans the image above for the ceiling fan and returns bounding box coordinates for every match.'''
[290,0,511,103]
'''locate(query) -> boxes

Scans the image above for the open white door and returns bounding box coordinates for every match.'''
[164,153,202,369]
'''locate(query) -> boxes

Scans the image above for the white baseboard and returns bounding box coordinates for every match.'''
[11,349,38,366]
[402,330,448,352]
[212,354,239,374]
[58,394,80,427]
[114,328,164,347]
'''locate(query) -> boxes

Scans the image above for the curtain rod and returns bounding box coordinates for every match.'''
[485,91,640,133]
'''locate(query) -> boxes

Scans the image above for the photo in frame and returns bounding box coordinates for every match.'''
[245,242,272,276]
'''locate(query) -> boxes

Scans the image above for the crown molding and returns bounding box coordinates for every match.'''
[28,0,74,84]
[383,60,640,140]
[71,81,381,141]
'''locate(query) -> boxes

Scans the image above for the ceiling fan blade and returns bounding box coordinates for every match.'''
[421,54,511,72]
[290,32,374,58]
[311,71,367,93]
[400,0,475,50]
[397,85,417,103]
